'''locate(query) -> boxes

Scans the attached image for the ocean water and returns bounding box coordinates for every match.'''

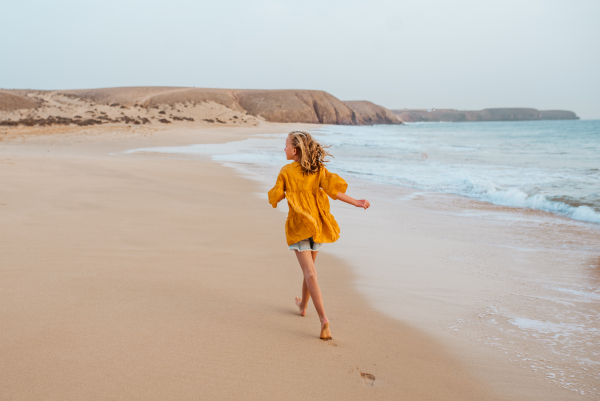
[311,120,600,224]
[141,120,600,224]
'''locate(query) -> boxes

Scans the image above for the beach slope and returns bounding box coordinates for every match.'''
[0,124,495,400]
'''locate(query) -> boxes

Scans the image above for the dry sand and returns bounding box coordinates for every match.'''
[0,123,581,400]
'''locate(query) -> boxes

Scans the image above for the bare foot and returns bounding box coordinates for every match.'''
[320,321,332,340]
[295,297,306,316]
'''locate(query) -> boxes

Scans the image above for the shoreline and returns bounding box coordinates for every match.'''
[121,125,599,399]
[0,123,508,400]
[124,120,600,226]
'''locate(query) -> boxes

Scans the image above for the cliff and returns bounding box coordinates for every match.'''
[235,90,355,124]
[343,101,401,125]
[1,87,400,126]
[540,110,579,120]
[393,108,579,122]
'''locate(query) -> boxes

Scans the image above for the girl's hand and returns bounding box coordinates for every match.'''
[336,192,370,210]
[355,199,370,209]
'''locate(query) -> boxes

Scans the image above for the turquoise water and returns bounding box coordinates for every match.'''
[312,120,600,224]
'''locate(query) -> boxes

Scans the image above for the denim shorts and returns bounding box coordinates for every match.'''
[289,237,324,252]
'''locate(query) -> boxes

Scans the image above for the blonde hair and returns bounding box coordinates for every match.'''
[288,131,332,175]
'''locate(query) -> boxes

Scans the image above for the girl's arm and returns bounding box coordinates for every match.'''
[336,191,370,209]
[268,172,286,207]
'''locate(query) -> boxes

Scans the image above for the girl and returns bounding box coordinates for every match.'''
[268,131,370,340]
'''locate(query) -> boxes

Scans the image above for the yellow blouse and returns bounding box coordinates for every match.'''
[268,162,348,246]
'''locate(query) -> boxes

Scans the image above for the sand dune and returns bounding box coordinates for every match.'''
[0,89,262,128]
[61,87,245,112]
[0,90,40,111]
[0,87,401,127]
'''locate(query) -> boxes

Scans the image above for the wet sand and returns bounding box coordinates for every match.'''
[328,180,599,399]
[0,123,585,400]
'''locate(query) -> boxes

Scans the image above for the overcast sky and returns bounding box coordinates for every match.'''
[1,0,599,118]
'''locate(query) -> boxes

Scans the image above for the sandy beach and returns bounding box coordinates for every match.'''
[0,123,589,400]
[3,0,599,396]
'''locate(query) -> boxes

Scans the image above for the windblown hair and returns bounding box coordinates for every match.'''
[288,131,332,175]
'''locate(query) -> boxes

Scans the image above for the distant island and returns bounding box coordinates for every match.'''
[392,108,579,123]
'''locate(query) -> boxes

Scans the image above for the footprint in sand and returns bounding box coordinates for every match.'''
[360,372,376,387]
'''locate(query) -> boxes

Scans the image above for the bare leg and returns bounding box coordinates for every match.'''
[295,251,318,316]
[294,250,331,339]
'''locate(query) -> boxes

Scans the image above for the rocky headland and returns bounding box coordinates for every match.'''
[393,108,579,123]
[0,87,401,127]
[343,101,400,125]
